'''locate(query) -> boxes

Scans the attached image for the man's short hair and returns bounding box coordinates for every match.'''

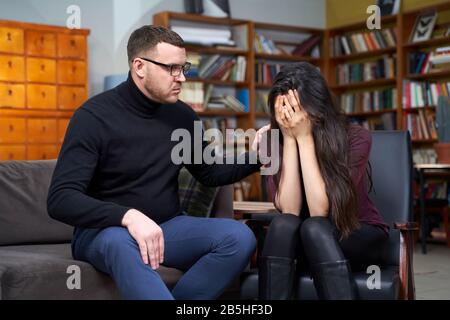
[127,25,184,67]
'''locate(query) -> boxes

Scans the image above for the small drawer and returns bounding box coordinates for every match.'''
[0,55,25,82]
[0,83,25,108]
[27,118,57,143]
[27,84,57,109]
[58,118,71,143]
[0,27,24,54]
[57,60,86,85]
[26,31,56,57]
[26,57,56,83]
[0,118,26,143]
[0,145,26,160]
[58,86,86,110]
[27,145,59,160]
[57,34,86,59]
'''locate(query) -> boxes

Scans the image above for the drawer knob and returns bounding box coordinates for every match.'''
[7,61,12,68]
[8,89,13,96]
[72,93,77,100]
[8,125,14,132]
[8,153,14,160]
[42,153,47,159]
[7,32,12,41]
[72,66,77,73]
[41,126,47,132]
[40,64,46,71]
[70,39,76,47]
[40,36,44,43]
[41,91,46,98]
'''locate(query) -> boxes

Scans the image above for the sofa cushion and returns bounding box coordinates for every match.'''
[178,167,219,217]
[0,244,184,299]
[0,160,73,245]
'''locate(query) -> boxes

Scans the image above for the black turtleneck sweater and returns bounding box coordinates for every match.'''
[47,74,261,228]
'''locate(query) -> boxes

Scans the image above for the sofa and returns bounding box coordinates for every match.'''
[0,160,237,300]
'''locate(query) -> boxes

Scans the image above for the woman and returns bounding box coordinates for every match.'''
[258,62,389,300]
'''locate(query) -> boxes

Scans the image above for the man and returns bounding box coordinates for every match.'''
[47,25,262,300]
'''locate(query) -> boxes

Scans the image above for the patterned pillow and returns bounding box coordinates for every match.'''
[178,167,219,217]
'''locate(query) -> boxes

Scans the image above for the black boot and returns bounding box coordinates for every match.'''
[310,259,358,300]
[258,256,296,300]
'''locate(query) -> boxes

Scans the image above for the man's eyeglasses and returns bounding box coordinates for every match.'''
[138,57,191,77]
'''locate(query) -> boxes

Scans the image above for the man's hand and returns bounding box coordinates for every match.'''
[121,209,164,269]
[251,124,271,158]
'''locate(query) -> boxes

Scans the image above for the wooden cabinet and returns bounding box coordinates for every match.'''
[0,20,90,160]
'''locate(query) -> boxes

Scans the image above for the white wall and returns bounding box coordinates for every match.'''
[0,0,325,96]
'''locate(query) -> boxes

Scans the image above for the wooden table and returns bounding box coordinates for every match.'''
[414,163,450,254]
[233,201,277,214]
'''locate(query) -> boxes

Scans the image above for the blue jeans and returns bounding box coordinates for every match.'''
[72,214,256,300]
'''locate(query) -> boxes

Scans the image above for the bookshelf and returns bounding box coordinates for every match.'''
[153,2,450,200]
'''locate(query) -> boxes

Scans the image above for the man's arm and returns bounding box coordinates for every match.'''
[47,108,131,228]
[183,128,263,187]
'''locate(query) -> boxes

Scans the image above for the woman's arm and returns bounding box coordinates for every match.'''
[282,90,329,217]
[276,136,302,215]
[296,135,329,216]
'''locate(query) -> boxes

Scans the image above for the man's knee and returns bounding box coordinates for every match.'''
[219,219,257,256]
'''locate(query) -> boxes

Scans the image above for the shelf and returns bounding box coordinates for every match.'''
[254,22,322,34]
[412,138,438,144]
[402,106,436,113]
[157,11,248,26]
[345,109,396,117]
[186,78,249,87]
[256,112,270,118]
[406,70,450,80]
[255,53,320,62]
[403,37,450,49]
[330,78,396,90]
[185,45,248,56]
[330,47,396,61]
[329,14,397,33]
[255,83,272,89]
[198,110,248,117]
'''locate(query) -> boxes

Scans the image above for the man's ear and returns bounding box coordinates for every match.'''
[132,58,146,78]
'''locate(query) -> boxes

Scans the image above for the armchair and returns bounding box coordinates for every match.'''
[240,130,418,300]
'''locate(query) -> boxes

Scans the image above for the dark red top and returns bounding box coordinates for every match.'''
[268,124,389,234]
[347,125,389,234]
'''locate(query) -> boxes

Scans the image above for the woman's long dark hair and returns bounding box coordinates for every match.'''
[267,62,359,238]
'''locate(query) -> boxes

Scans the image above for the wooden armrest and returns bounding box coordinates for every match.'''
[394,222,418,300]
[394,222,419,231]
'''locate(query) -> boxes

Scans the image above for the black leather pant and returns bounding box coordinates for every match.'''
[262,214,387,270]
[260,214,388,299]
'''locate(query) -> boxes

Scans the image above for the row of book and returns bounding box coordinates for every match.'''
[254,62,283,85]
[179,82,249,113]
[254,33,321,57]
[336,55,396,84]
[402,80,450,109]
[408,47,450,75]
[330,28,397,57]
[404,109,437,141]
[338,87,397,114]
[349,112,396,130]
[188,54,247,82]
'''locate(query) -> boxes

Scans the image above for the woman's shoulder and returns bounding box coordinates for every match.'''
[348,124,372,152]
